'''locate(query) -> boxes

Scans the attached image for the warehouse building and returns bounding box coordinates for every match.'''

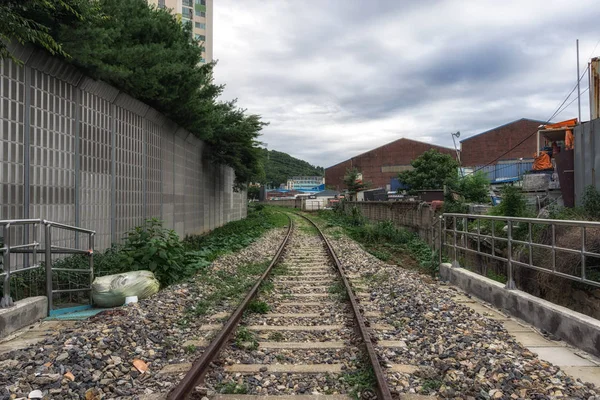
[460,118,545,167]
[325,138,455,191]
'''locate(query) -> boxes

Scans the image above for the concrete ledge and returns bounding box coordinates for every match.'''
[0,296,47,338]
[440,263,600,357]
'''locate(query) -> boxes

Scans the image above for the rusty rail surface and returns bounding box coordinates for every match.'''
[166,214,293,399]
[297,213,393,400]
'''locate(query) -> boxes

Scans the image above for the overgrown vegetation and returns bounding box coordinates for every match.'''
[17,207,287,305]
[2,0,265,187]
[246,300,270,314]
[316,208,438,276]
[234,326,258,351]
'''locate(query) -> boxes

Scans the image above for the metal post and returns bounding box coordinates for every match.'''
[438,216,443,265]
[528,222,533,267]
[581,226,587,280]
[45,223,53,315]
[506,219,516,289]
[491,220,495,256]
[89,233,95,305]
[1,225,13,307]
[452,216,459,268]
[551,223,556,273]
[74,86,81,249]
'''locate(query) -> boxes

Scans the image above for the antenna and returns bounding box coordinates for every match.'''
[451,131,463,177]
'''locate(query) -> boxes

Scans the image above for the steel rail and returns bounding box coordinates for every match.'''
[166,213,293,400]
[297,213,393,400]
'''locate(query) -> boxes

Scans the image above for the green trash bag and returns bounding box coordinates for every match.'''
[92,270,160,308]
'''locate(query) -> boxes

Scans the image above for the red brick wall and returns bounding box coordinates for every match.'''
[460,119,545,167]
[325,139,455,191]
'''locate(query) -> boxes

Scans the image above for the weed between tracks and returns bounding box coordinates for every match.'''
[268,331,284,341]
[246,300,270,314]
[216,382,249,394]
[181,260,270,323]
[328,282,349,301]
[235,326,259,350]
[341,364,376,400]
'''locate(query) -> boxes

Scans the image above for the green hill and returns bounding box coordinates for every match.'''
[259,148,324,188]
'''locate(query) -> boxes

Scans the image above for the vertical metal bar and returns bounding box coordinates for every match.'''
[438,216,443,265]
[551,223,556,273]
[581,226,586,281]
[477,219,481,253]
[506,219,516,289]
[74,86,81,249]
[45,223,52,315]
[452,216,458,267]
[491,220,495,256]
[528,222,533,268]
[2,225,13,307]
[89,233,95,305]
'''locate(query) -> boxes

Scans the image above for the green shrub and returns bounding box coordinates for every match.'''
[120,218,187,286]
[583,185,600,220]
[491,185,529,217]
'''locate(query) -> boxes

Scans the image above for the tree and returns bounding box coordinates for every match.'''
[398,149,459,191]
[454,171,489,203]
[0,0,266,189]
[247,186,260,201]
[343,167,368,194]
[0,0,84,63]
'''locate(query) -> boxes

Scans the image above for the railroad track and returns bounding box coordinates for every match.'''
[167,212,392,400]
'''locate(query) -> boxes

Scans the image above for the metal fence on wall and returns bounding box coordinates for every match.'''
[0,44,247,259]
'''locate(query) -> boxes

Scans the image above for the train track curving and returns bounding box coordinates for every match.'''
[167,212,392,400]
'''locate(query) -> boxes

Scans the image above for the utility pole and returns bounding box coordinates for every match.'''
[577,39,582,122]
[451,131,463,177]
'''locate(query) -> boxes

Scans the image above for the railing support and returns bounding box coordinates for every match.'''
[505,220,516,290]
[45,223,53,314]
[1,225,13,307]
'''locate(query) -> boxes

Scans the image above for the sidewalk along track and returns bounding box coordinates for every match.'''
[165,212,393,400]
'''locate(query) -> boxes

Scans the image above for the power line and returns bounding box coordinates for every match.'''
[469,64,590,174]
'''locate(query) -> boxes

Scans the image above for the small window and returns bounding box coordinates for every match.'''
[195,34,206,41]
[195,22,206,29]
[158,0,165,8]
[195,9,205,17]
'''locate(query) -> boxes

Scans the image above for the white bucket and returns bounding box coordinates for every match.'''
[124,296,138,305]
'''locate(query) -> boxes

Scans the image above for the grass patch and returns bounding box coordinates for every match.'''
[312,209,439,276]
[420,379,443,393]
[268,331,284,341]
[246,300,270,314]
[216,382,249,395]
[235,326,258,350]
[328,282,349,301]
[185,344,197,354]
[341,365,376,400]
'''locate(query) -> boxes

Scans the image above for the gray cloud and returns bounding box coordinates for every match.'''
[214,0,600,167]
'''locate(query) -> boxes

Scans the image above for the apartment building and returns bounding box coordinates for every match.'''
[148,0,213,63]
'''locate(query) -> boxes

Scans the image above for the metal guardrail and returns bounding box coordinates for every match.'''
[442,213,600,289]
[0,219,95,313]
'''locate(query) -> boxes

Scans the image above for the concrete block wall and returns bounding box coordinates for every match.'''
[0,45,247,255]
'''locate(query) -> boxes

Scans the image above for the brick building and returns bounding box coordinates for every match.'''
[460,118,546,167]
[325,138,455,191]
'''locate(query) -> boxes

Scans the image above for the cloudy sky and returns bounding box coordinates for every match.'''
[213,1,599,168]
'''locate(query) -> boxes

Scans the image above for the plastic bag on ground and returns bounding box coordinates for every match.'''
[92,270,160,308]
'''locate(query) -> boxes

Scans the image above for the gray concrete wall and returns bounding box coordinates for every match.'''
[441,263,600,357]
[0,45,246,253]
[574,119,600,206]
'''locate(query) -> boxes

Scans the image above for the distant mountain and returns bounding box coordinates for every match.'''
[259,148,324,188]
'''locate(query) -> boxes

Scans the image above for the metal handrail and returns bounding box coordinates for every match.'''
[0,219,95,313]
[442,213,600,290]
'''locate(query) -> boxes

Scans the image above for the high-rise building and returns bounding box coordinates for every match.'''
[148,0,213,63]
